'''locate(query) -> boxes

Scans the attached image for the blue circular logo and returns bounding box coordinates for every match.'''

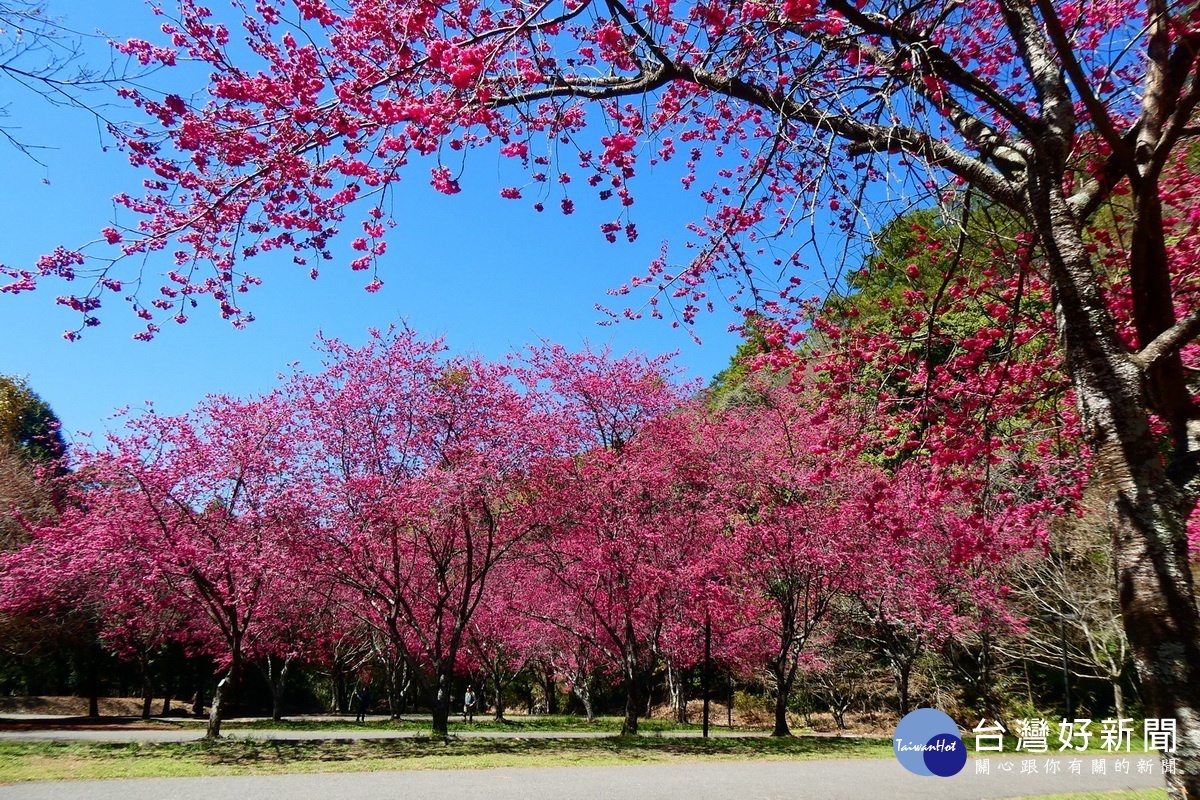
[893,709,966,777]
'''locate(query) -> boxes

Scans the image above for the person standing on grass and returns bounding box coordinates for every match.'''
[354,686,370,723]
[463,686,477,723]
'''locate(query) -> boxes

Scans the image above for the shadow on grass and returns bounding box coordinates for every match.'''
[2,732,892,770]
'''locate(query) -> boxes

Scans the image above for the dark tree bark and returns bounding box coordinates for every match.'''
[430,668,451,738]
[258,654,293,722]
[140,672,154,720]
[621,668,646,736]
[206,654,240,739]
[769,662,795,737]
[539,663,559,716]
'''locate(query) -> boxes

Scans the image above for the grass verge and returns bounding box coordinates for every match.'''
[0,735,892,783]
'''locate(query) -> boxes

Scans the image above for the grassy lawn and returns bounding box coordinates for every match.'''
[0,735,893,782]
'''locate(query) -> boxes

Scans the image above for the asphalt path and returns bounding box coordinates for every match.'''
[0,757,1165,800]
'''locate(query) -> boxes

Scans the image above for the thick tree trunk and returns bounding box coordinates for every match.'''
[492,680,505,722]
[831,699,849,730]
[206,658,239,739]
[430,670,451,738]
[271,689,284,721]
[770,665,792,737]
[1031,183,1200,799]
[206,673,229,739]
[1110,495,1200,798]
[140,655,154,720]
[271,663,289,722]
[571,678,596,723]
[621,670,644,736]
[580,691,596,723]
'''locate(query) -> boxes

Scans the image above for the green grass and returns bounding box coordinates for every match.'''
[0,734,893,783]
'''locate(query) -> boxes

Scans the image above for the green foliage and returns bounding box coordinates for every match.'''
[706,315,781,410]
[0,374,65,464]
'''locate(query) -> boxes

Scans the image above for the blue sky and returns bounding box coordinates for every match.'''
[0,0,819,441]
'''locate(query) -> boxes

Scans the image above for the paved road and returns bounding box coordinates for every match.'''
[0,757,1165,799]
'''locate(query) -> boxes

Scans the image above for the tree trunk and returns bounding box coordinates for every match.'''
[571,678,596,723]
[257,654,293,722]
[621,670,644,736]
[1031,183,1200,799]
[270,658,290,722]
[832,700,849,730]
[580,691,595,723]
[206,658,239,739]
[271,686,285,722]
[206,673,229,739]
[666,662,686,724]
[430,670,450,738]
[894,661,913,717]
[1112,676,1127,720]
[382,656,409,719]
[772,668,792,737]
[85,642,101,718]
[1110,497,1200,799]
[542,668,559,715]
[141,676,153,720]
[492,679,505,722]
[333,671,347,714]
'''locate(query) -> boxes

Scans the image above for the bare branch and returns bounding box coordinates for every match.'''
[1131,311,1200,372]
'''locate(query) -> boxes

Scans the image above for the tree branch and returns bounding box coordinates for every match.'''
[1131,311,1200,372]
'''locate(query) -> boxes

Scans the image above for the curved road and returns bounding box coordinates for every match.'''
[0,757,1164,800]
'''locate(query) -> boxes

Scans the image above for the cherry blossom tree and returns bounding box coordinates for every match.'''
[4,0,1200,783]
[521,345,723,735]
[4,392,310,737]
[720,385,883,736]
[289,328,558,737]
[461,563,539,722]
